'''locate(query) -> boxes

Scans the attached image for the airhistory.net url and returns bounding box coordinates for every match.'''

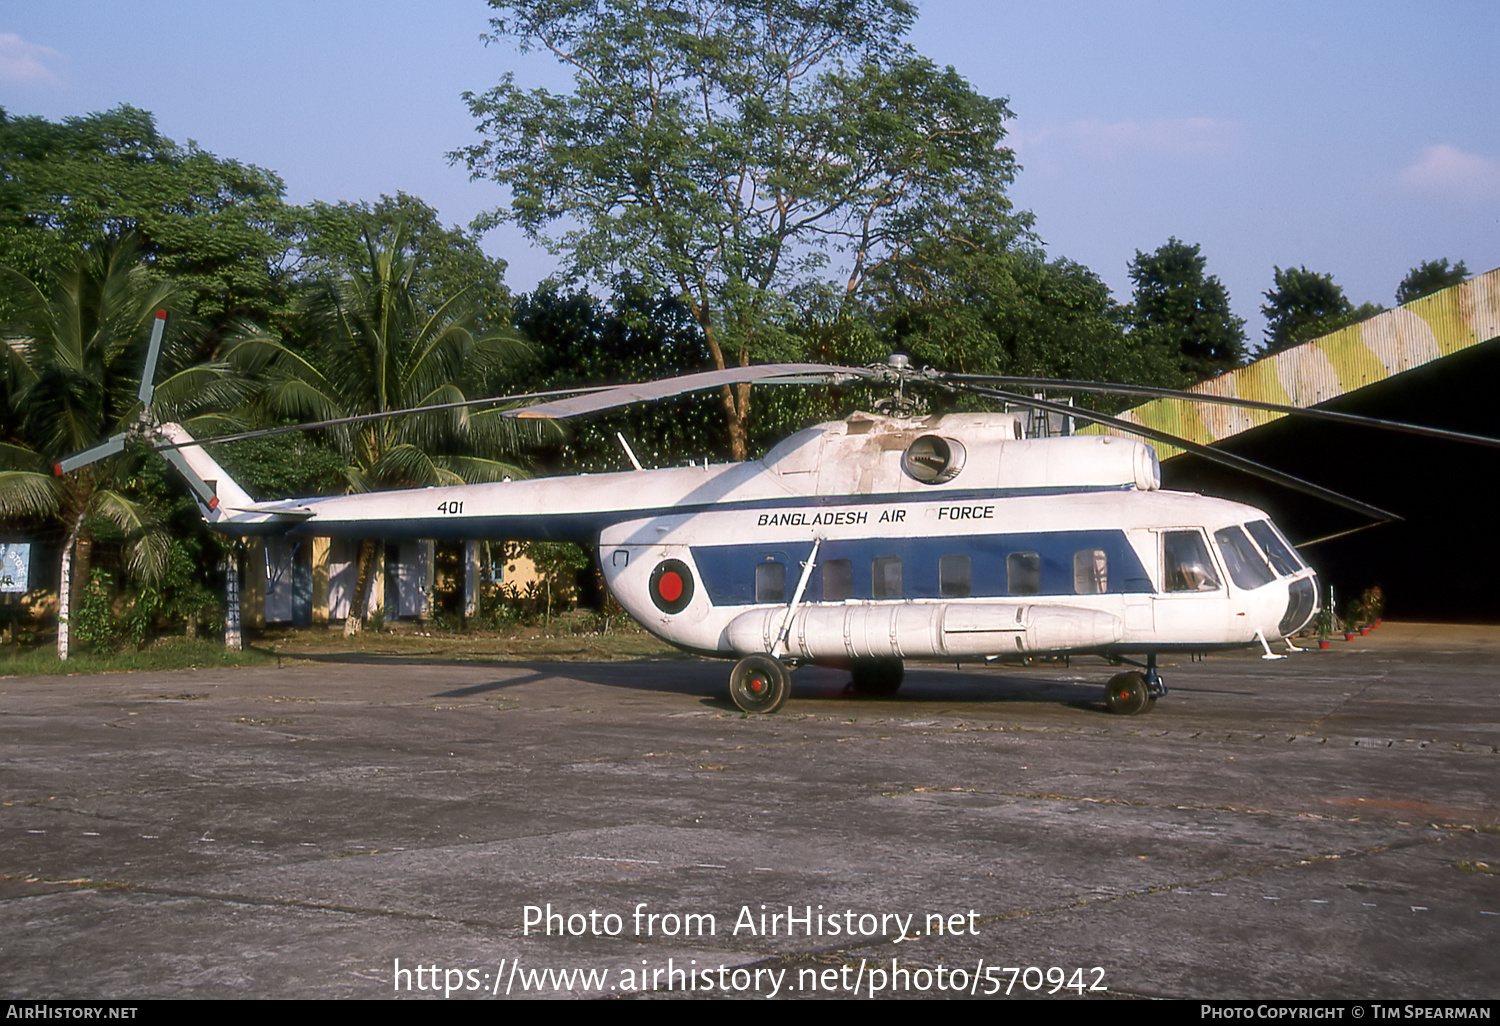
[392,957,1107,998]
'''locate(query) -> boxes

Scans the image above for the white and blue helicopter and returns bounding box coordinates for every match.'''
[59,316,1497,715]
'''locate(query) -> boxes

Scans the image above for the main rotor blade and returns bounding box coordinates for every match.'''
[137,309,168,407]
[959,383,1402,523]
[55,433,127,475]
[507,363,868,420]
[948,373,1500,451]
[147,384,620,452]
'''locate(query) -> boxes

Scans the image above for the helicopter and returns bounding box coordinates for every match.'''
[56,315,1500,715]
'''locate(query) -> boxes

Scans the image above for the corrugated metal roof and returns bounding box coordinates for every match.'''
[1088,267,1500,458]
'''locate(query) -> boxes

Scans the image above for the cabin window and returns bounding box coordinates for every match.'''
[1163,531,1220,592]
[1245,520,1303,576]
[1007,552,1041,595]
[939,554,972,598]
[756,561,787,603]
[872,557,903,599]
[1073,549,1108,594]
[821,559,853,601]
[1214,526,1274,590]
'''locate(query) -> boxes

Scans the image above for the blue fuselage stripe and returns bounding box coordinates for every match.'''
[688,530,1153,605]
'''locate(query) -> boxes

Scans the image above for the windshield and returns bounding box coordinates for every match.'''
[1246,520,1304,576]
[1214,525,1275,590]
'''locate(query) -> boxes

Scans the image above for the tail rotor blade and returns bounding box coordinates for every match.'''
[54,434,127,475]
[137,309,168,407]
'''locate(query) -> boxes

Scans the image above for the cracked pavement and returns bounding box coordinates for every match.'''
[2,623,1497,999]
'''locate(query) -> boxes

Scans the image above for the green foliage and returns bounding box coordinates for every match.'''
[1396,258,1468,305]
[226,225,544,494]
[521,540,590,625]
[293,193,512,332]
[209,432,350,501]
[747,313,890,452]
[878,237,1176,403]
[511,285,723,467]
[0,106,294,337]
[73,568,120,651]
[0,240,219,593]
[1127,238,1245,383]
[481,540,591,626]
[454,0,1025,455]
[1261,265,1385,353]
[123,540,219,649]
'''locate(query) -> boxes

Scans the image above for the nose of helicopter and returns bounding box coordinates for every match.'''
[1276,573,1319,639]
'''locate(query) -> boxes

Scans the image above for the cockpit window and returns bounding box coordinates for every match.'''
[1163,531,1220,592]
[1246,520,1303,576]
[1213,526,1275,590]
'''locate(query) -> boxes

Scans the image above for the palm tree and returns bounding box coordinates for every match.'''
[0,239,240,658]
[226,226,541,635]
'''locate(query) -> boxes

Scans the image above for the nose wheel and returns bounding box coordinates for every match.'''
[729,654,791,714]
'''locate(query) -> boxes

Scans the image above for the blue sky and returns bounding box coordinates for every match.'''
[5,1,1498,345]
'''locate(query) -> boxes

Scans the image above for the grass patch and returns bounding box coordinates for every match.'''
[1,611,683,676]
[258,611,684,664]
[0,636,275,676]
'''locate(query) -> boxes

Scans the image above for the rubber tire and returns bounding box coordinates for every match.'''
[730,654,791,714]
[1105,671,1155,716]
[850,658,904,698]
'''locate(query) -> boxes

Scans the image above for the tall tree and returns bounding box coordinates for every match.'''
[0,240,240,657]
[1127,238,1245,383]
[0,106,294,339]
[873,217,1175,399]
[293,194,512,331]
[1261,265,1383,353]
[225,226,541,635]
[1396,258,1469,304]
[453,0,1024,458]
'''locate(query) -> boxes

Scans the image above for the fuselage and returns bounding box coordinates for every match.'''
[186,410,1319,662]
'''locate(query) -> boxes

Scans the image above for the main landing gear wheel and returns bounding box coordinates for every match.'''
[729,654,791,714]
[1105,671,1156,716]
[850,658,904,698]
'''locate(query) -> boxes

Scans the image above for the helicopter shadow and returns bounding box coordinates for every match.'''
[462,659,1117,715]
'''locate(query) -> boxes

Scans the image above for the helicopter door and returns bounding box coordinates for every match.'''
[1151,528,1229,642]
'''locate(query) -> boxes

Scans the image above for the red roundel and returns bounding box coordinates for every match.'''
[649,559,694,614]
